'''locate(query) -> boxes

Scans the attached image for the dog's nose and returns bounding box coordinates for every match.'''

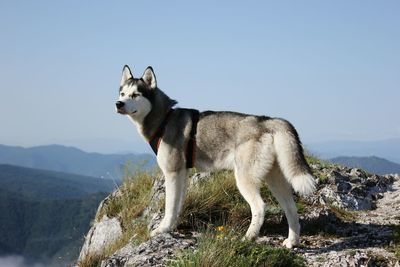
[116,101,125,109]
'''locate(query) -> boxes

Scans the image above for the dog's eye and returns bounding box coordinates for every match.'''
[120,93,125,97]
[131,93,140,98]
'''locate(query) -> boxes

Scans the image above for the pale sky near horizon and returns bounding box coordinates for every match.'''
[0,1,399,154]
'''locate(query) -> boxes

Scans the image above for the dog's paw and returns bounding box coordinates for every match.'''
[282,237,299,249]
[242,232,257,242]
[150,226,169,237]
[150,228,162,237]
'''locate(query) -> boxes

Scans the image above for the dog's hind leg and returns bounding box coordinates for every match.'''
[234,142,270,240]
[265,168,300,248]
[150,169,188,237]
[235,169,265,240]
[234,136,277,240]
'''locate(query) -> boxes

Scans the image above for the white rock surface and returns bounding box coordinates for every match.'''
[78,215,123,262]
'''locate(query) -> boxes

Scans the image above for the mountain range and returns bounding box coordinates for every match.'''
[329,156,400,175]
[0,144,155,180]
[307,139,400,164]
[0,164,116,266]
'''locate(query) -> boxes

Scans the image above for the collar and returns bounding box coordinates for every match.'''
[148,109,174,155]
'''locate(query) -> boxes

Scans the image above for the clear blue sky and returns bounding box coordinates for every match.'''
[0,1,399,153]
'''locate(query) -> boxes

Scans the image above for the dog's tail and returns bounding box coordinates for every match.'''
[273,120,316,196]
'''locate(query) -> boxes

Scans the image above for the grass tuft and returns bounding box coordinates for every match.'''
[168,230,306,267]
[388,225,400,260]
[77,253,103,267]
[327,204,356,222]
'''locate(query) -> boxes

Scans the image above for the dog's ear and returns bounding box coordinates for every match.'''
[120,65,133,86]
[142,66,157,89]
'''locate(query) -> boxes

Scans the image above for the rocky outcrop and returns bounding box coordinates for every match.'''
[101,233,196,267]
[308,164,395,210]
[300,164,400,266]
[77,163,400,267]
[78,192,123,262]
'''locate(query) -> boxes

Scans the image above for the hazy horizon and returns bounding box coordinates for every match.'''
[2,138,400,165]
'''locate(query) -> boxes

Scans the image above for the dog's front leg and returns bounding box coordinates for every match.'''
[150,169,187,237]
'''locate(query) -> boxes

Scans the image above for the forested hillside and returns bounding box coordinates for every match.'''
[0,164,116,266]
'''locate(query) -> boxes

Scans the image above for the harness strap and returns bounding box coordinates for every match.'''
[185,109,200,169]
[148,109,200,169]
[149,109,174,154]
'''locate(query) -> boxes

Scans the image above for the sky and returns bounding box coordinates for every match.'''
[0,1,399,154]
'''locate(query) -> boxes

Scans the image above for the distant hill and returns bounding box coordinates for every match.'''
[0,164,115,200]
[307,139,400,164]
[0,144,155,179]
[0,164,116,266]
[329,156,400,175]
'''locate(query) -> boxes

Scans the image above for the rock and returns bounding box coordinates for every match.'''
[143,176,165,232]
[349,168,367,179]
[78,215,123,262]
[100,232,196,267]
[309,164,397,211]
[190,172,211,185]
[302,248,400,267]
[336,181,352,193]
[329,170,349,184]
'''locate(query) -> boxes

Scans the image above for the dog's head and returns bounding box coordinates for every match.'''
[116,65,156,120]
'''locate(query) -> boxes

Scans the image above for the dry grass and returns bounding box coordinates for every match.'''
[178,171,281,231]
[77,253,103,267]
[78,170,156,267]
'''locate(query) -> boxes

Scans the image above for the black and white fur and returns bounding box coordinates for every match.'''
[116,65,316,248]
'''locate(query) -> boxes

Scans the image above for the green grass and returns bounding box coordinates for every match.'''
[327,204,357,222]
[305,153,337,183]
[305,153,337,168]
[389,225,400,260]
[305,154,322,166]
[168,230,306,267]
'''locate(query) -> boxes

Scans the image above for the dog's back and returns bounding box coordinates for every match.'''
[194,110,315,196]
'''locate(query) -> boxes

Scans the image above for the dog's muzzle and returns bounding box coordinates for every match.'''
[116,101,125,114]
[116,101,124,109]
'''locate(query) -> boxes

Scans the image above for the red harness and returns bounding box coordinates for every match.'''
[148,109,200,169]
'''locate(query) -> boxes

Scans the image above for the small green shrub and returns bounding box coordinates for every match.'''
[305,154,322,166]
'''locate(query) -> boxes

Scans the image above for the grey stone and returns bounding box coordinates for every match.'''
[78,215,123,262]
[101,233,196,267]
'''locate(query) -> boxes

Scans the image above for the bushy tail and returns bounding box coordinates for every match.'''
[274,130,316,196]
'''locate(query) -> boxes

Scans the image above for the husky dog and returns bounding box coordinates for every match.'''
[116,65,316,248]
